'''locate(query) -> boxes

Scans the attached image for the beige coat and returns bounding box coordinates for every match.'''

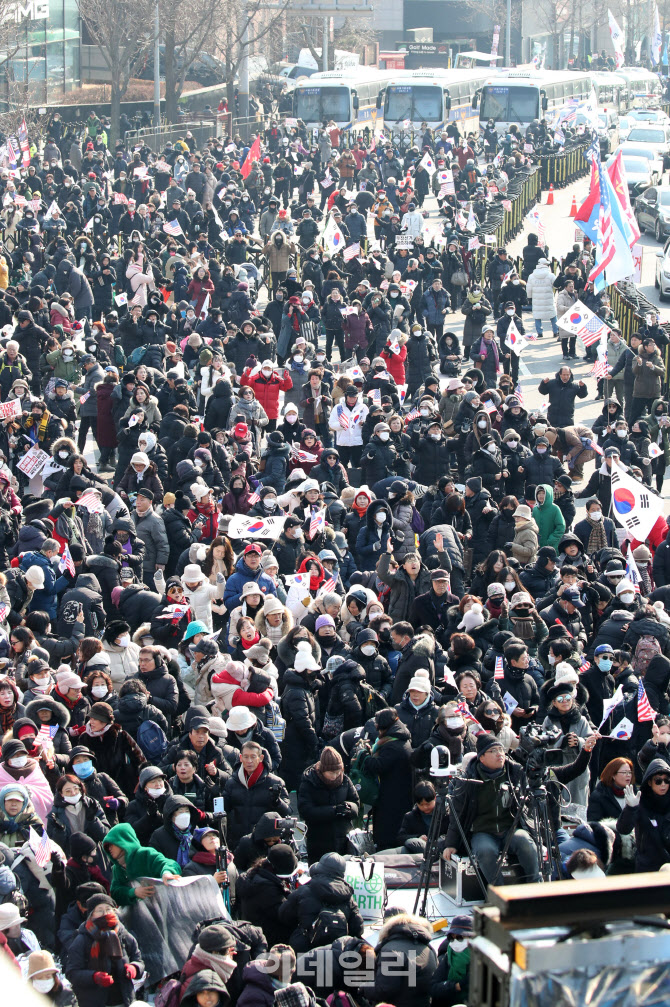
[511,519,539,564]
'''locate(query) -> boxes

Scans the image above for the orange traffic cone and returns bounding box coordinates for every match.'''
[546,183,554,206]
[569,194,578,217]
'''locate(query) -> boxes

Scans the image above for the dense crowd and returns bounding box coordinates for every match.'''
[0,109,667,1007]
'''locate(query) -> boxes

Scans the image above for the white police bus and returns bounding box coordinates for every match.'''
[292,68,394,130]
[379,68,496,135]
[474,69,593,133]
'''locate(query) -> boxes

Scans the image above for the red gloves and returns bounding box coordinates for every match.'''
[93,972,114,987]
[124,965,137,980]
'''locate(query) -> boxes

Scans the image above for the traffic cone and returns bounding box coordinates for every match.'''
[546,183,554,206]
[569,194,578,217]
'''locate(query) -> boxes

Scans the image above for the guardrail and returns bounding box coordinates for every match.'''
[610,280,670,383]
[124,119,222,151]
[539,142,589,188]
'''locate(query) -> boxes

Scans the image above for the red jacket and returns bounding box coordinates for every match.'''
[240,367,292,420]
[381,343,407,385]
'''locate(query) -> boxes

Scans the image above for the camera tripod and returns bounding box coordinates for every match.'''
[413,777,488,917]
[493,773,566,885]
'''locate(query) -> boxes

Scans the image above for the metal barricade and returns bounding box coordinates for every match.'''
[125,120,222,151]
[610,280,670,382]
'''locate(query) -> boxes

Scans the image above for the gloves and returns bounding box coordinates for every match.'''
[624,784,640,807]
[124,965,137,980]
[104,796,119,810]
[93,973,114,988]
[154,568,165,585]
[372,542,381,552]
[216,572,225,583]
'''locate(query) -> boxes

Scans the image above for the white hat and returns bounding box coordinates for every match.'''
[261,359,274,370]
[294,640,319,672]
[226,706,257,732]
[300,478,320,494]
[131,451,150,468]
[554,662,579,688]
[407,670,431,695]
[0,903,26,930]
[240,581,263,599]
[25,565,45,589]
[56,669,85,690]
[182,564,205,584]
[616,578,635,595]
[190,482,211,501]
[207,716,228,739]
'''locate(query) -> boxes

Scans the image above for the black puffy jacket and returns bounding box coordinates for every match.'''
[297,765,359,863]
[223,759,291,848]
[278,852,364,953]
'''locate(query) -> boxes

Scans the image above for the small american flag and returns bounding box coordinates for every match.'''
[590,356,610,379]
[581,315,607,347]
[494,655,505,680]
[455,700,482,730]
[163,219,183,236]
[638,679,656,722]
[343,243,360,261]
[309,507,326,538]
[248,490,260,505]
[40,724,58,742]
[59,544,75,576]
[76,491,105,514]
[322,575,337,593]
[579,654,591,673]
[337,405,350,430]
[405,407,420,424]
[515,383,524,406]
[31,827,52,869]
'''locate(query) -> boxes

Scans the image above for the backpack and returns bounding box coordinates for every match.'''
[128,344,148,367]
[154,978,182,1007]
[136,719,169,761]
[309,907,348,948]
[349,743,379,807]
[359,681,388,721]
[633,635,662,676]
[265,699,286,742]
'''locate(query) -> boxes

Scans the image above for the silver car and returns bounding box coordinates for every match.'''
[655,236,670,299]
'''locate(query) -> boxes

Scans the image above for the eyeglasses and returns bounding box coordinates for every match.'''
[555,694,573,703]
[485,709,500,717]
[652,777,670,785]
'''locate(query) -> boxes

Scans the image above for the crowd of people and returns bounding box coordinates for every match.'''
[0,107,667,1007]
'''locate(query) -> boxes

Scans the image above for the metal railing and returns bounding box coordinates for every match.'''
[124,119,222,151]
[539,142,590,189]
[610,280,670,382]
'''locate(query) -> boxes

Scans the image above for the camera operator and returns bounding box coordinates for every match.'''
[233,811,296,871]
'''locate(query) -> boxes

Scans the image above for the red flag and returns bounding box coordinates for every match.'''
[240,136,261,180]
[574,160,599,226]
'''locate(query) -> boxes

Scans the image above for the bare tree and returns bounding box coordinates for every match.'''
[211,0,292,109]
[160,0,221,123]
[76,0,156,146]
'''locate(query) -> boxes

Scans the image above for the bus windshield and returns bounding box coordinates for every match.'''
[480,84,539,123]
[385,85,443,122]
[295,86,350,123]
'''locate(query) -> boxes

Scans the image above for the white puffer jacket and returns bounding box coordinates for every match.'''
[526,262,557,321]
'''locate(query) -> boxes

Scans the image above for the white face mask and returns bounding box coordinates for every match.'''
[536,447,547,455]
[285,413,298,423]
[619,592,634,604]
[294,355,304,364]
[118,635,130,648]
[9,756,27,769]
[486,444,496,454]
[429,433,440,440]
[548,653,556,666]
[616,429,626,438]
[374,512,386,524]
[33,676,50,687]
[378,431,390,442]
[361,645,376,657]
[262,368,272,378]
[505,580,516,591]
[63,793,81,805]
[589,510,602,522]
[477,420,487,429]
[91,685,108,698]
[33,979,55,994]
[147,786,165,798]
[446,717,465,729]
[420,409,430,417]
[174,812,191,830]
[58,450,69,459]
[507,440,518,449]
[506,309,514,315]
[450,938,468,953]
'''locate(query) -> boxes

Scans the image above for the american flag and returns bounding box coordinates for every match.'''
[76,491,105,514]
[39,724,58,743]
[322,575,337,593]
[309,507,325,538]
[579,654,591,672]
[59,544,75,576]
[337,405,349,430]
[588,138,616,285]
[515,383,524,406]
[590,356,610,379]
[455,700,482,730]
[638,679,656,722]
[248,490,260,505]
[581,315,608,347]
[494,655,505,680]
[343,243,360,262]
[31,826,53,869]
[7,136,18,166]
[405,407,420,423]
[163,219,183,236]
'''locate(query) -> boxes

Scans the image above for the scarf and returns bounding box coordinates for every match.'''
[511,615,536,640]
[0,703,17,733]
[86,721,112,738]
[264,617,284,647]
[172,824,193,867]
[239,761,264,789]
[240,631,260,651]
[85,917,123,971]
[192,945,236,984]
[477,336,500,370]
[467,290,482,304]
[316,765,344,789]
[586,515,607,555]
[352,500,368,518]
[191,849,217,867]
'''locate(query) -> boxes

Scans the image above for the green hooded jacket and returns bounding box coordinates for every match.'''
[533,483,566,550]
[103,822,181,905]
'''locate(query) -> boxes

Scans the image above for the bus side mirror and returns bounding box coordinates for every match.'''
[445,93,452,113]
[473,90,480,110]
[376,94,382,109]
[542,96,548,110]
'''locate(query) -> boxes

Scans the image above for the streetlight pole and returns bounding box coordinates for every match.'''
[505,0,511,66]
[153,0,161,126]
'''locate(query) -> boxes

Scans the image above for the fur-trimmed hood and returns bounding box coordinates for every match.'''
[25,694,71,729]
[377,912,433,946]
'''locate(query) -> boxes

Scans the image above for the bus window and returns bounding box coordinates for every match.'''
[413,86,443,121]
[480,85,509,121]
[507,87,539,121]
[385,85,413,120]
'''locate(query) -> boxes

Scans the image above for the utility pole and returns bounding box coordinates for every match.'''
[239,4,250,131]
[505,0,511,66]
[153,0,160,127]
[322,16,329,71]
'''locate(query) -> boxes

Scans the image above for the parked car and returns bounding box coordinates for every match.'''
[655,236,670,299]
[625,125,670,169]
[619,142,665,181]
[624,155,659,196]
[635,185,670,242]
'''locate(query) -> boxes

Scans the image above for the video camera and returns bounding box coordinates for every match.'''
[518,724,564,786]
[430,745,462,781]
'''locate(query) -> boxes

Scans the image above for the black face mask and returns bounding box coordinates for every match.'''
[231,485,244,496]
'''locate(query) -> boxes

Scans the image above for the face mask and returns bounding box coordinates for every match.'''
[446,717,464,729]
[9,756,27,768]
[264,499,277,511]
[619,593,634,604]
[548,653,556,666]
[316,353,326,362]
[118,634,130,648]
[590,510,602,522]
[506,309,514,315]
[429,433,440,440]
[91,685,108,699]
[375,512,386,524]
[294,355,304,364]
[63,350,73,359]
[486,444,496,454]
[147,785,165,798]
[536,447,547,455]
[361,645,377,657]
[513,279,520,285]
[302,296,310,304]
[276,293,284,301]
[616,429,626,438]
[74,760,94,779]
[477,420,487,430]
[599,658,613,672]
[262,368,272,378]
[64,793,81,805]
[378,431,389,442]
[450,938,468,953]
[33,978,55,994]
[505,580,516,591]
[174,812,191,830]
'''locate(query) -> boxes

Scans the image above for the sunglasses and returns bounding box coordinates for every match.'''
[555,694,573,703]
[652,777,670,785]
[485,709,500,717]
